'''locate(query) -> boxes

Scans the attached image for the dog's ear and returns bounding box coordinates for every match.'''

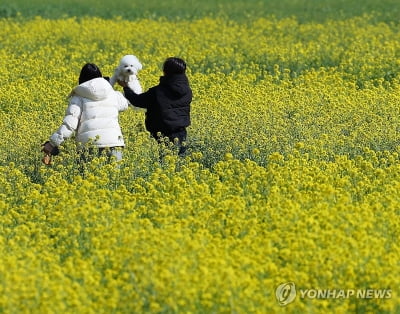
[134,61,143,72]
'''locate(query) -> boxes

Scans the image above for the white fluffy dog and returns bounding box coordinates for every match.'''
[109,54,143,94]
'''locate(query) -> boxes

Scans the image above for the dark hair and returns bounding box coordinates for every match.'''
[163,57,186,76]
[78,63,103,84]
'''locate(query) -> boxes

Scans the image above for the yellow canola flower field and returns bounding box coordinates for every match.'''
[0,15,400,313]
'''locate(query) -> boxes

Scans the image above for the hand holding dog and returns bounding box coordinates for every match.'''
[117,80,128,88]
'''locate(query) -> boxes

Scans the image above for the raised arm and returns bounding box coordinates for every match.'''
[122,86,153,109]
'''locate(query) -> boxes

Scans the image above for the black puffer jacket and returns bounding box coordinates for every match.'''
[123,74,192,134]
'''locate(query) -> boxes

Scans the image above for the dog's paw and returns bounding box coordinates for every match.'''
[127,74,138,81]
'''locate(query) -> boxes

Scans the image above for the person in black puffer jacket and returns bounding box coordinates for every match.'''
[118,57,192,156]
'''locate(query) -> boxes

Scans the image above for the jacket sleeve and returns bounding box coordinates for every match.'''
[115,91,130,112]
[49,96,82,146]
[123,87,152,109]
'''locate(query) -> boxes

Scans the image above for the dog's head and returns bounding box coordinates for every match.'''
[118,55,142,76]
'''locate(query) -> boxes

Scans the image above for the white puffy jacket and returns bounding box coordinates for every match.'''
[50,77,129,148]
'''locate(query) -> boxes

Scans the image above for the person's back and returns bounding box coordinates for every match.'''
[146,67,191,135]
[42,63,130,164]
[69,77,128,148]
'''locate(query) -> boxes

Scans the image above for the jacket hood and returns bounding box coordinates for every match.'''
[70,77,113,101]
[159,74,191,97]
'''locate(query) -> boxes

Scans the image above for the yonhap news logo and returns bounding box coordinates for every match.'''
[275,282,297,306]
[275,282,391,306]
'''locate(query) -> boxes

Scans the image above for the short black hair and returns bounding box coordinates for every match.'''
[79,63,103,84]
[163,57,186,76]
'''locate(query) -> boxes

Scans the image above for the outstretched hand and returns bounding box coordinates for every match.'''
[41,141,59,165]
[42,154,52,165]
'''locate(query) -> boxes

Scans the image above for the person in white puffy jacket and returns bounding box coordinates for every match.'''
[42,63,130,164]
